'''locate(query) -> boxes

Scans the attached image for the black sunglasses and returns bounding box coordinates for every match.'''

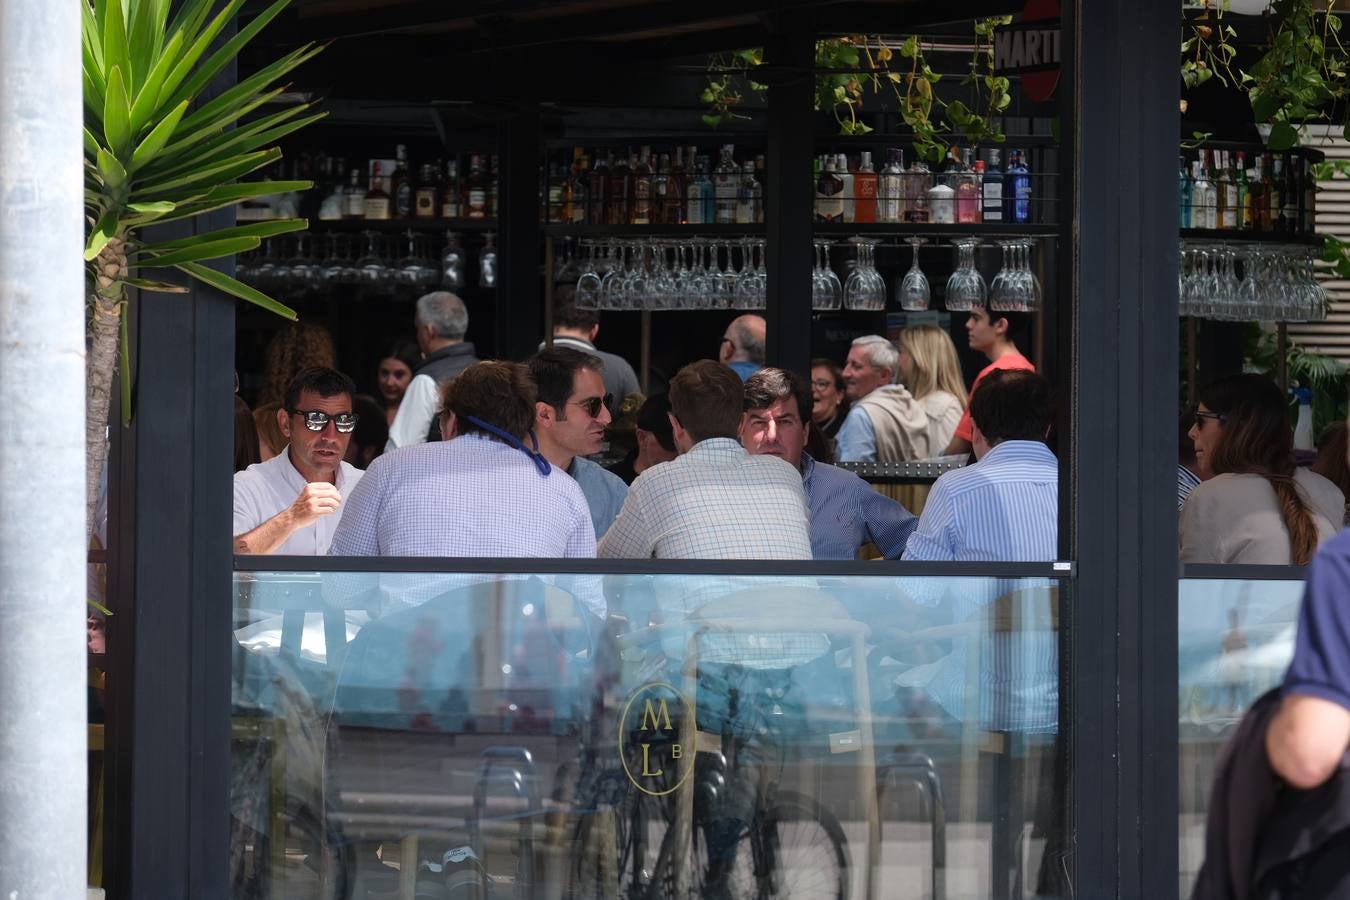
[570,394,614,418]
[288,408,359,433]
[1193,410,1226,429]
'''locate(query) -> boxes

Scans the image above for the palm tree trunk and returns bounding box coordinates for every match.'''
[87,239,126,541]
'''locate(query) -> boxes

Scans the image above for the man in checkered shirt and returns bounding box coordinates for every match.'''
[598,359,812,560]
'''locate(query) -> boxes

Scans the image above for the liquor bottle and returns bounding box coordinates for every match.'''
[982,148,1003,223]
[663,149,684,225]
[345,168,365,219]
[956,147,981,224]
[714,145,739,224]
[1004,149,1031,224]
[1301,154,1316,234]
[487,154,499,218]
[927,178,955,224]
[478,232,497,288]
[752,155,766,223]
[440,159,461,219]
[363,162,391,220]
[1218,151,1238,230]
[464,154,488,219]
[1281,154,1298,233]
[878,148,903,223]
[590,152,611,225]
[631,145,654,225]
[1191,159,1215,229]
[318,163,347,221]
[836,154,855,223]
[1255,154,1272,232]
[1178,154,1192,230]
[686,158,707,225]
[1236,151,1253,230]
[651,152,670,224]
[941,146,963,187]
[546,162,564,223]
[390,144,413,218]
[608,150,631,225]
[734,161,757,224]
[414,164,439,219]
[814,155,845,223]
[903,157,931,223]
[562,151,589,224]
[853,150,878,224]
[700,155,716,223]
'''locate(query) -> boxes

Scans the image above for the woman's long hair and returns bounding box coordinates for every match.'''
[1200,373,1319,563]
[898,325,968,405]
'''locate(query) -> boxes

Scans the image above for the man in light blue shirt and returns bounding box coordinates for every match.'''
[742,368,918,559]
[718,314,766,381]
[528,348,628,540]
[836,335,930,463]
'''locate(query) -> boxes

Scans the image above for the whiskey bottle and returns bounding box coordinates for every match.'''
[814,156,845,223]
[590,152,611,225]
[414,164,438,219]
[390,144,413,218]
[345,168,365,219]
[363,162,391,220]
[464,154,488,219]
[853,150,878,224]
[440,159,461,219]
[631,145,654,225]
[608,150,631,225]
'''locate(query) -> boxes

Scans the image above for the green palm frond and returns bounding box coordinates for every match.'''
[83,0,324,316]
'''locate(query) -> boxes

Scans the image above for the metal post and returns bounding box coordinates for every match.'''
[0,1,86,896]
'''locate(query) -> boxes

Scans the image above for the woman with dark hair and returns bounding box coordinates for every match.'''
[376,339,420,427]
[810,358,850,441]
[1181,373,1344,564]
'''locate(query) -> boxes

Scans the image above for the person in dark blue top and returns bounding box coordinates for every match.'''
[1268,527,1350,789]
[741,367,917,559]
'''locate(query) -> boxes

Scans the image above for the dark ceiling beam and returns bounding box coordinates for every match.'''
[810,0,1026,35]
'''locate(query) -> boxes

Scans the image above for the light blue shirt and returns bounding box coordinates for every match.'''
[569,456,628,540]
[834,404,877,463]
[800,453,917,559]
[727,360,761,381]
[901,440,1059,733]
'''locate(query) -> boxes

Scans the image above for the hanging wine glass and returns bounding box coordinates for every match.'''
[898,237,930,311]
[944,238,986,311]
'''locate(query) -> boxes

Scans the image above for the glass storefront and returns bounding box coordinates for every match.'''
[231,566,1068,899]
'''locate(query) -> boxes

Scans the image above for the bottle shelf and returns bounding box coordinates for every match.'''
[304,217,498,231]
[542,224,764,236]
[815,134,1062,148]
[1180,228,1322,246]
[811,222,1061,238]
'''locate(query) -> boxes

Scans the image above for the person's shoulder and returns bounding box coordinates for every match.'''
[234,453,284,489]
[572,456,628,490]
[1297,467,1345,506]
[808,458,867,491]
[924,390,964,416]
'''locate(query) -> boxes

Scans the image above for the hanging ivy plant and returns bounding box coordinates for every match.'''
[1246,0,1350,149]
[946,16,1015,147]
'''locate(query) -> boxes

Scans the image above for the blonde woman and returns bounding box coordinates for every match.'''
[897,325,967,457]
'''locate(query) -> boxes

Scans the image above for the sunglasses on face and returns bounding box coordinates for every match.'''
[1193,410,1226,429]
[571,394,614,418]
[289,408,359,433]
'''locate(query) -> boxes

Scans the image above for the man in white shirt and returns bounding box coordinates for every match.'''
[234,367,364,555]
[528,347,628,539]
[599,359,811,560]
[386,291,479,450]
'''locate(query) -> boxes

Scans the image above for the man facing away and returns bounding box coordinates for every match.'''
[836,334,931,463]
[386,291,480,450]
[543,296,640,414]
[234,367,364,555]
[528,347,628,539]
[331,360,594,560]
[718,313,767,381]
[741,367,917,559]
[944,306,1035,457]
[599,359,811,560]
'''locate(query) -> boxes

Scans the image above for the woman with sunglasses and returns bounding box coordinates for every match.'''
[1181,373,1344,564]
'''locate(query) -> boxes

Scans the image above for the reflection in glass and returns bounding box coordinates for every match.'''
[230,569,1069,899]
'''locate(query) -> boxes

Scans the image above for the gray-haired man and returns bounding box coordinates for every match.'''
[386,291,480,449]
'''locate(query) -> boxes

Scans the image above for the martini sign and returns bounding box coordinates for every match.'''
[994,0,1061,103]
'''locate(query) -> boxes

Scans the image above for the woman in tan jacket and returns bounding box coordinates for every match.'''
[897,325,967,458]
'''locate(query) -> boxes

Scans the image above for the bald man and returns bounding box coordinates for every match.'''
[719,314,766,381]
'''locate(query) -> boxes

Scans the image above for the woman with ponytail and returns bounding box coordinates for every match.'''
[1181,373,1344,564]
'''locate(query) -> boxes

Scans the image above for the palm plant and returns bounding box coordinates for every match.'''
[83,0,323,534]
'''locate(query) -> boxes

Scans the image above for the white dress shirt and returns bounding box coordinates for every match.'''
[385,373,440,450]
[233,448,363,555]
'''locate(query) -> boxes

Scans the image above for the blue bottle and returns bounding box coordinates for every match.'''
[1003,149,1031,223]
[1179,154,1193,229]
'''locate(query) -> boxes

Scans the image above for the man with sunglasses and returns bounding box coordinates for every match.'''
[234,367,364,555]
[528,348,628,539]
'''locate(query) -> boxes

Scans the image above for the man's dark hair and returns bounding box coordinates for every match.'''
[553,297,599,333]
[743,367,811,424]
[528,347,604,412]
[440,360,537,441]
[669,360,744,443]
[980,308,1031,346]
[635,393,675,452]
[284,366,356,410]
[969,369,1054,445]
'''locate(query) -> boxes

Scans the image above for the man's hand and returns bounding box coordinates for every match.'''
[286,482,343,529]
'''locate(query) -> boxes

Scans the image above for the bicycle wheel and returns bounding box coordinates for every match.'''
[649,790,849,900]
[569,782,670,900]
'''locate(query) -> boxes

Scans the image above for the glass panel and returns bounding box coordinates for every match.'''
[231,568,1069,899]
[1177,577,1304,896]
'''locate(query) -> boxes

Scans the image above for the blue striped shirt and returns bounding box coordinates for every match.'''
[902,440,1058,562]
[1177,464,1201,511]
[901,440,1059,732]
[800,453,917,559]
